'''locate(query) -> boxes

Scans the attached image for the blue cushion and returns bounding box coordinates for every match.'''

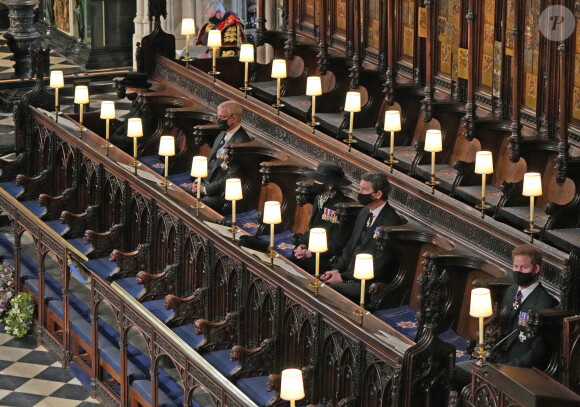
[48,299,65,320]
[68,361,92,390]
[202,349,238,377]
[98,338,148,381]
[236,375,274,407]
[21,252,38,274]
[0,232,15,259]
[0,181,23,197]
[454,184,502,210]
[500,206,549,230]
[131,379,184,406]
[223,209,260,235]
[415,164,458,192]
[69,293,91,319]
[115,277,143,298]
[86,257,117,280]
[142,299,173,322]
[140,155,165,175]
[158,370,184,401]
[168,172,194,192]
[21,199,48,218]
[373,305,418,340]
[67,237,92,255]
[171,325,204,349]
[44,219,69,235]
[439,329,470,363]
[98,320,120,344]
[71,311,92,347]
[44,272,63,295]
[24,278,61,300]
[258,230,295,258]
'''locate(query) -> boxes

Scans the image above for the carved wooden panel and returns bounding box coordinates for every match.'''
[437,0,461,80]
[401,0,415,59]
[522,0,540,110]
[572,1,580,121]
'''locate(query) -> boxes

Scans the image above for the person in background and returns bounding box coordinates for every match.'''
[196,0,245,57]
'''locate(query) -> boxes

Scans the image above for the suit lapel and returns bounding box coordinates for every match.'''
[209,131,227,162]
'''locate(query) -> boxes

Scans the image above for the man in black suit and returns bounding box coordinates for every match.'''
[492,244,558,367]
[454,244,557,389]
[192,101,250,212]
[320,172,405,303]
[291,162,354,273]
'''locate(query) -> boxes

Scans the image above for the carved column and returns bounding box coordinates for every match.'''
[3,0,40,79]
[463,0,476,140]
[508,0,523,162]
[421,0,435,122]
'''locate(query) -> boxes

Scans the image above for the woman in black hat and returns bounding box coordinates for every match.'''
[291,162,356,274]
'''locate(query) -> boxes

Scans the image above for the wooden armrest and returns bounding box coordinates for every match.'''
[164,287,207,327]
[194,312,239,352]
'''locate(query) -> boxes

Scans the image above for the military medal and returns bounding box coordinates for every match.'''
[518,331,527,342]
[518,311,528,327]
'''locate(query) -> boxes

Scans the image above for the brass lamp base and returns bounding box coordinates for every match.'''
[272,102,285,115]
[191,201,205,217]
[264,248,279,267]
[159,180,172,194]
[343,136,357,152]
[208,70,221,81]
[425,177,439,195]
[308,278,325,297]
[524,222,541,243]
[353,306,370,326]
[385,157,398,173]
[475,200,491,219]
[227,224,239,241]
[471,346,490,365]
[308,120,320,133]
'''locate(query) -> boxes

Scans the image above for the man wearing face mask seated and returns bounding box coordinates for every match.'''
[196,0,245,57]
[320,172,405,303]
[291,162,354,274]
[453,244,558,389]
[192,101,250,212]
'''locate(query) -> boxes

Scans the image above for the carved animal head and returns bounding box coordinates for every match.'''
[267,374,281,392]
[136,270,149,285]
[164,294,175,310]
[108,250,119,262]
[230,345,242,362]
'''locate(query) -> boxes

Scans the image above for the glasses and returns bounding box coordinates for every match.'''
[216,114,233,120]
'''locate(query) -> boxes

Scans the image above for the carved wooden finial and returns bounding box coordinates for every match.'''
[148,0,167,22]
[29,41,50,81]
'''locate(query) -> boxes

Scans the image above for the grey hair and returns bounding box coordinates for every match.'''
[206,0,225,14]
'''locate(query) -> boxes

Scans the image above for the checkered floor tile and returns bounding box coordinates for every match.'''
[0,320,101,406]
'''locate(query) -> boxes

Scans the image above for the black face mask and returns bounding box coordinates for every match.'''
[217,118,229,131]
[311,183,327,195]
[357,192,374,206]
[209,16,221,24]
[512,270,536,287]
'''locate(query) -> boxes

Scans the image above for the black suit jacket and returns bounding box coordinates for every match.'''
[203,127,250,197]
[335,202,405,283]
[495,283,557,367]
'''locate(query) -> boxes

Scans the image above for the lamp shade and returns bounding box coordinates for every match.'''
[308,227,328,253]
[344,91,361,112]
[225,178,243,200]
[263,201,282,224]
[207,30,222,47]
[181,18,196,35]
[100,101,116,119]
[271,59,287,79]
[127,118,143,138]
[50,70,64,88]
[424,129,442,152]
[469,288,493,318]
[383,110,401,132]
[239,44,254,62]
[353,253,374,280]
[475,151,493,175]
[280,368,305,401]
[306,76,322,96]
[74,85,89,104]
[158,136,175,156]
[190,156,208,177]
[522,172,542,197]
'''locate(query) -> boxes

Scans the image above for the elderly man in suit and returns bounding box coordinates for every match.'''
[320,172,405,303]
[192,100,250,212]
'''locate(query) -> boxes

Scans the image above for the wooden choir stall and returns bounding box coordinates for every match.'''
[1,0,580,406]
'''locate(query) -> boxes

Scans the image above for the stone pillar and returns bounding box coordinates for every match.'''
[4,0,40,79]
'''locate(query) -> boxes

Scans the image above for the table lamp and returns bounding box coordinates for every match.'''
[74,85,89,137]
[280,368,305,407]
[271,59,287,114]
[100,101,115,157]
[474,151,493,218]
[207,30,221,81]
[190,156,208,216]
[225,178,243,240]
[470,287,493,363]
[181,18,196,67]
[50,70,64,122]
[263,201,282,267]
[158,136,175,194]
[127,118,143,175]
[343,91,361,152]
[384,110,401,172]
[424,129,442,194]
[307,227,327,297]
[239,44,254,96]
[523,172,542,242]
[353,253,373,326]
[306,76,322,133]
